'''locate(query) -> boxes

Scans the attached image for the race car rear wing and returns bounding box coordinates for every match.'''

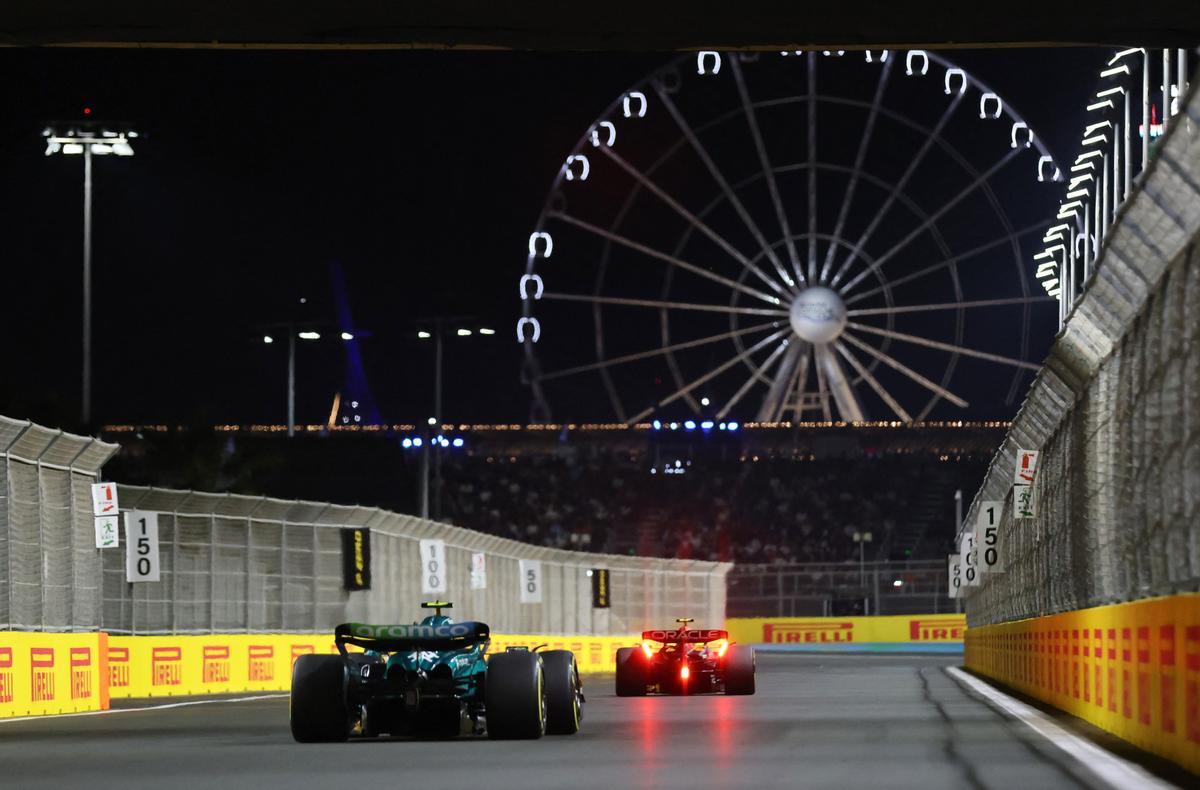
[641,628,728,644]
[334,621,490,655]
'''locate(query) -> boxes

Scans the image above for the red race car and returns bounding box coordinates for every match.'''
[615,618,755,696]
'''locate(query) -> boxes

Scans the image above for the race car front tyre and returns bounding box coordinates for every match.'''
[723,646,756,695]
[486,652,547,739]
[290,654,350,742]
[615,647,647,697]
[541,650,582,735]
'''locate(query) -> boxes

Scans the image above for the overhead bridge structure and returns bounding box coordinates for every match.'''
[0,0,1198,50]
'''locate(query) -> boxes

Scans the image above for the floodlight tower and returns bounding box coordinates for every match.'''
[43,121,137,427]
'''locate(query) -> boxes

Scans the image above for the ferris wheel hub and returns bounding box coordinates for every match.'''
[788,286,847,344]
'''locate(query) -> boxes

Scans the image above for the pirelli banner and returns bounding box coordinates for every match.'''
[727,614,966,646]
[965,592,1200,775]
[0,632,110,718]
[106,634,340,699]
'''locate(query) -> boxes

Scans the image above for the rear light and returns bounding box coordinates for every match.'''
[680,665,690,680]
[713,639,729,658]
[641,641,654,659]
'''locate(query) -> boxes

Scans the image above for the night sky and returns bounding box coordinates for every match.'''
[0,47,1106,431]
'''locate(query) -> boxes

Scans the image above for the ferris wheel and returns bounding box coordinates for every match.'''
[519,50,1061,424]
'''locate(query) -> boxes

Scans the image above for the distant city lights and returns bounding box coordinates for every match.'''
[418,331,432,339]
[340,332,354,341]
[263,335,274,344]
[298,331,320,340]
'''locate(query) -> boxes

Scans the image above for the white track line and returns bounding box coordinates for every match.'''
[945,667,1177,790]
[0,693,288,724]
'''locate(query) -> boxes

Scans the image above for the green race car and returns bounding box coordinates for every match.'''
[290,601,584,741]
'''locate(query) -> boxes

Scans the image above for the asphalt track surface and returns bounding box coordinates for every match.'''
[0,653,1182,790]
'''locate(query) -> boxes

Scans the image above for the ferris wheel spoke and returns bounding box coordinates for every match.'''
[755,341,805,421]
[844,222,1043,306]
[807,52,819,284]
[812,339,833,421]
[837,146,1025,295]
[846,321,1040,370]
[653,85,798,290]
[716,339,791,420]
[728,58,806,286]
[538,321,780,382]
[628,329,789,422]
[840,332,968,408]
[833,341,913,423]
[819,57,895,285]
[815,343,865,421]
[596,146,790,296]
[829,91,966,289]
[846,295,1054,317]
[789,346,813,421]
[551,212,783,306]
[541,292,789,318]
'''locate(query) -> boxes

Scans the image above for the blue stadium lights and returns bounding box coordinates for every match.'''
[411,437,424,448]
[727,421,740,432]
[402,438,413,448]
[452,437,465,448]
[684,420,696,431]
[669,422,679,431]
[718,422,727,430]
[652,420,662,430]
[701,421,714,430]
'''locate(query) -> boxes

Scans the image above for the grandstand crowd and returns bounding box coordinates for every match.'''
[106,426,998,564]
[441,450,985,563]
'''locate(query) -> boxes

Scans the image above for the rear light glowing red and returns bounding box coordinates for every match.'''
[680,665,690,680]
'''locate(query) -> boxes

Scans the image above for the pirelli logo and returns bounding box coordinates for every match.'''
[248,645,274,681]
[0,646,13,704]
[108,646,130,688]
[153,647,183,686]
[70,647,93,700]
[203,646,231,684]
[762,622,854,643]
[31,647,55,702]
[290,645,315,669]
[908,618,966,641]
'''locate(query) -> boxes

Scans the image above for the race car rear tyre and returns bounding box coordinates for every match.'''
[615,647,647,697]
[541,650,582,735]
[486,652,547,739]
[723,646,756,695]
[290,654,350,742]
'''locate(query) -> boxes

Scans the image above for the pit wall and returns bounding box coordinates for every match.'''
[727,614,965,646]
[964,592,1200,775]
[0,631,639,717]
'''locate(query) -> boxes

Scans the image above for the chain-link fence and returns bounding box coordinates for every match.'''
[3,416,728,636]
[727,560,955,617]
[98,485,728,635]
[963,76,1200,627]
[0,417,119,631]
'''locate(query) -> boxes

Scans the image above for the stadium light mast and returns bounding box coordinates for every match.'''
[43,120,137,427]
[415,318,497,520]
